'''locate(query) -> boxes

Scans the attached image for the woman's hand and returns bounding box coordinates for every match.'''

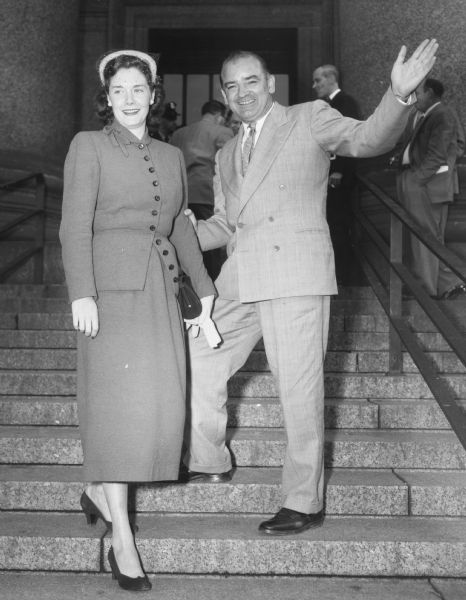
[184,294,214,336]
[184,295,221,347]
[71,296,99,338]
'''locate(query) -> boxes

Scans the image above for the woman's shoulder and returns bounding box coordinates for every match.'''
[71,129,107,146]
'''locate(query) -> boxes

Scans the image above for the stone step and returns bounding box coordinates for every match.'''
[2,465,466,517]
[1,427,465,469]
[0,328,453,352]
[0,284,68,299]
[8,312,397,332]
[2,369,460,398]
[0,395,452,430]
[0,295,388,316]
[0,284,372,300]
[0,370,453,400]
[2,572,464,600]
[2,346,463,374]
[1,512,466,576]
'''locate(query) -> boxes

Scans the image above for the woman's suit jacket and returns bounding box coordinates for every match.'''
[59,123,215,303]
[197,88,411,302]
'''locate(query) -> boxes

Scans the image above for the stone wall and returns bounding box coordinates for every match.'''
[337,0,466,128]
[0,0,80,159]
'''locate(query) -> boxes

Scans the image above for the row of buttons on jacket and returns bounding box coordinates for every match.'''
[138,143,179,285]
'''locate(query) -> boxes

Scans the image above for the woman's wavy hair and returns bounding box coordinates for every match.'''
[94,53,165,127]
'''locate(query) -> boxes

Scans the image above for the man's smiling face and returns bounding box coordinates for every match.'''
[221,55,275,125]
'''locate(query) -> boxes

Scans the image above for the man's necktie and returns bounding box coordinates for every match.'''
[241,123,256,175]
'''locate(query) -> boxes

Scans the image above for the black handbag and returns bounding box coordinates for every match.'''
[178,273,202,319]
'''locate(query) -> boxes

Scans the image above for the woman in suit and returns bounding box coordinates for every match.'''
[59,49,215,591]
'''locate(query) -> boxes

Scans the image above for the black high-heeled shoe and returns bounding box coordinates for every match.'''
[80,491,139,533]
[80,491,112,529]
[108,546,152,592]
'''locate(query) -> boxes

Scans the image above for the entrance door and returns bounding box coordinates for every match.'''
[148,28,297,125]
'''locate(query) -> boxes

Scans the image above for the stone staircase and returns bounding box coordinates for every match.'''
[1,283,466,597]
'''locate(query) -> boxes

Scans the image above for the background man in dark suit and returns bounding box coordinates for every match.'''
[171,100,233,279]
[312,64,361,285]
[396,78,465,299]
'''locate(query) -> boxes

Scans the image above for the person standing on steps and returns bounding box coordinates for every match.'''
[395,77,465,300]
[182,40,438,535]
[59,49,215,592]
[312,64,361,286]
[171,99,234,279]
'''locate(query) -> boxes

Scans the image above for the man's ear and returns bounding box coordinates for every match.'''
[267,74,276,95]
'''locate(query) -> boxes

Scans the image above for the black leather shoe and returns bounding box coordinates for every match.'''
[259,507,324,535]
[187,469,233,483]
[442,283,466,300]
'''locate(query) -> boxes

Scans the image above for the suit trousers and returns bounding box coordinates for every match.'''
[185,294,330,514]
[397,171,459,296]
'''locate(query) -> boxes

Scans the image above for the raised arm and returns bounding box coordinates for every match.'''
[391,39,438,100]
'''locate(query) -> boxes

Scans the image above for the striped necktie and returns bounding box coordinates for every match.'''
[241,123,256,175]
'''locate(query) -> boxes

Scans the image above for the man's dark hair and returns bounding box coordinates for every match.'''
[424,78,444,99]
[201,100,227,117]
[220,50,270,87]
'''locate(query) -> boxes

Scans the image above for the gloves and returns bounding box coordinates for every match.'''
[184,295,222,348]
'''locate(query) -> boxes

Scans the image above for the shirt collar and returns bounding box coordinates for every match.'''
[328,88,341,100]
[104,120,153,146]
[419,101,441,119]
[241,102,275,141]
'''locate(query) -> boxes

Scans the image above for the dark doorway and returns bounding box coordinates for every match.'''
[148,28,297,124]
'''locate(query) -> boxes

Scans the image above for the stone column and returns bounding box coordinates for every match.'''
[0,0,80,160]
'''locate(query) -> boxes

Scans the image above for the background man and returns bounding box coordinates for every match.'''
[396,77,465,299]
[184,41,438,535]
[171,100,233,278]
[312,64,361,285]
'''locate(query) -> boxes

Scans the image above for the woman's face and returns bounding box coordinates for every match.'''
[107,67,154,132]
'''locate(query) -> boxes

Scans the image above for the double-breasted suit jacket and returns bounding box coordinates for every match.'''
[198,89,410,301]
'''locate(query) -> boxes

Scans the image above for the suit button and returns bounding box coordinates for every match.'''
[150,225,155,231]
[237,222,244,228]
[149,167,155,173]
[279,184,286,189]
[138,143,144,149]
[273,245,280,251]
[269,216,274,222]
[155,238,162,245]
[144,155,150,161]
[163,250,168,256]
[168,264,175,270]
[153,180,159,186]
[173,277,179,283]
[154,195,160,201]
[151,209,158,216]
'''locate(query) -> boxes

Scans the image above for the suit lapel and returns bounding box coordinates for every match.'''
[239,103,295,213]
[219,131,243,199]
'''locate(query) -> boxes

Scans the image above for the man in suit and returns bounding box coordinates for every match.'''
[396,77,465,299]
[312,65,361,285]
[184,41,438,535]
[171,100,233,279]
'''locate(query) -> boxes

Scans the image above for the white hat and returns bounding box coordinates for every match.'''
[98,50,157,85]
